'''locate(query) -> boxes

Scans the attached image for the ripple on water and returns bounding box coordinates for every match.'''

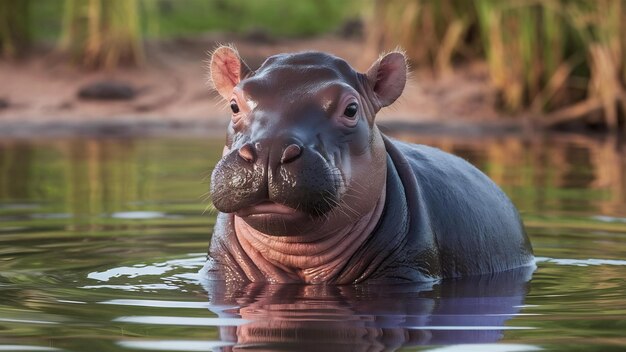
[114,316,248,326]
[535,257,626,267]
[117,340,234,351]
[110,211,176,219]
[592,215,626,223]
[29,213,72,220]
[0,346,61,351]
[426,344,542,352]
[100,299,213,309]
[84,255,205,289]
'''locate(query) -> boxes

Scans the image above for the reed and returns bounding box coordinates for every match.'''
[0,0,30,58]
[367,0,477,73]
[369,0,626,130]
[475,1,573,112]
[59,0,144,69]
[564,0,626,130]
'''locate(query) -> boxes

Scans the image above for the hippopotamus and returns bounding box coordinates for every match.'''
[205,46,534,284]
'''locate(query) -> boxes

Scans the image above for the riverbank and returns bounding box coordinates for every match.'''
[0,34,524,138]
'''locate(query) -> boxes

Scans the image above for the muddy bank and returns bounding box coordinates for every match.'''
[0,34,521,138]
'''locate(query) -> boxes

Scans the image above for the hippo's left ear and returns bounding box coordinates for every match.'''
[365,51,407,108]
[209,46,252,100]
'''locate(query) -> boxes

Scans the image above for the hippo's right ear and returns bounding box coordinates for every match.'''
[365,51,407,108]
[209,46,252,100]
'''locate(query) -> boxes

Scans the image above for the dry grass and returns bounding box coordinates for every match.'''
[59,0,144,69]
[368,0,626,131]
[367,0,477,73]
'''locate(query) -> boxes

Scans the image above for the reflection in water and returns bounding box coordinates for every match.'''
[0,142,35,200]
[2,134,625,221]
[202,267,534,351]
[388,133,626,216]
[0,138,224,226]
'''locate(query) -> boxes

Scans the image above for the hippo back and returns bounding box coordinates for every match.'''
[384,137,534,278]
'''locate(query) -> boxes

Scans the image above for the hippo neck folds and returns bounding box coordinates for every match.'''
[231,184,386,283]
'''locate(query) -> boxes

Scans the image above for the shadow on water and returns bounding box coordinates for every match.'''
[202,266,535,351]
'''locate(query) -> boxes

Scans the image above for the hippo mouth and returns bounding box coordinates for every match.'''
[236,201,301,217]
[234,201,314,235]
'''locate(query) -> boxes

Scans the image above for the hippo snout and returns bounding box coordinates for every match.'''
[210,138,343,234]
[235,141,303,165]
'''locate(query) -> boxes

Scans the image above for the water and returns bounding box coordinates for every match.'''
[1,134,625,351]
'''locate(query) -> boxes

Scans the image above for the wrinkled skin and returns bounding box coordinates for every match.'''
[205,46,534,284]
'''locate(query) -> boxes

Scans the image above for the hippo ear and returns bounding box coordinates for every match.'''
[365,51,407,108]
[209,46,251,100]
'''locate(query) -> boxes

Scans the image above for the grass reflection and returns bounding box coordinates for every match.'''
[0,138,223,227]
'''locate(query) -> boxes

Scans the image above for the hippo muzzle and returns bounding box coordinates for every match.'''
[211,137,343,236]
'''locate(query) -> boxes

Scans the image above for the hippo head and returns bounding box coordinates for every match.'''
[209,46,407,236]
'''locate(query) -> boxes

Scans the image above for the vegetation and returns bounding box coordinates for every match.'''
[475,0,626,129]
[365,1,478,74]
[141,0,356,39]
[3,0,626,129]
[24,0,356,43]
[10,0,354,68]
[369,0,626,131]
[59,0,144,68]
[0,0,30,58]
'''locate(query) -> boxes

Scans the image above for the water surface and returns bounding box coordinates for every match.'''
[0,134,625,351]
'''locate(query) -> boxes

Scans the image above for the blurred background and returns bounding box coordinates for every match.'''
[2,0,626,135]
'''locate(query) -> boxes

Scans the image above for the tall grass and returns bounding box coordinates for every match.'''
[0,0,30,58]
[564,0,626,129]
[59,0,144,68]
[367,0,478,74]
[30,0,355,68]
[476,0,626,127]
[369,0,626,130]
[474,1,579,113]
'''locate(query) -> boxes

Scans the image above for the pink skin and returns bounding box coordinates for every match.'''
[234,184,385,283]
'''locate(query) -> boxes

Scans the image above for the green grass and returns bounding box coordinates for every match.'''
[30,0,64,42]
[28,0,358,43]
[145,0,358,38]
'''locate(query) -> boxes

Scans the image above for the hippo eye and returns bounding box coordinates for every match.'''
[230,100,240,114]
[343,102,358,118]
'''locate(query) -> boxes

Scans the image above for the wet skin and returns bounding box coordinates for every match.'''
[205,46,534,284]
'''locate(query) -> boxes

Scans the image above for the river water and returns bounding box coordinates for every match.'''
[0,133,625,351]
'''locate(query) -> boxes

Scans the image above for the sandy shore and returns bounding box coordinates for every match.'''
[0,35,522,138]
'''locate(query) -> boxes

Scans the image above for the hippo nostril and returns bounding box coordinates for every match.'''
[281,144,302,164]
[238,143,256,163]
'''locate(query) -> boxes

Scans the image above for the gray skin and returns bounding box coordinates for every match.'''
[205,46,534,284]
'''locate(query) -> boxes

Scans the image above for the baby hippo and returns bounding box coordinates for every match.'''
[205,46,534,284]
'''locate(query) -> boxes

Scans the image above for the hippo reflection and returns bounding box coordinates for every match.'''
[202,266,534,351]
